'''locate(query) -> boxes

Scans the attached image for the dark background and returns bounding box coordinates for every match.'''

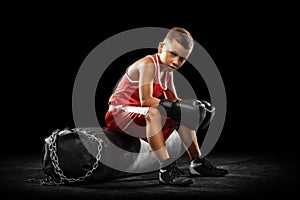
[2,5,297,157]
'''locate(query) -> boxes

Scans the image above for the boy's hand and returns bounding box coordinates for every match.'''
[158,99,207,130]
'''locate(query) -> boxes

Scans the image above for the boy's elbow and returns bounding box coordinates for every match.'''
[140,98,154,107]
[140,99,149,107]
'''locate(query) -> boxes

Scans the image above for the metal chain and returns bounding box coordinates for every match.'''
[46,129,103,185]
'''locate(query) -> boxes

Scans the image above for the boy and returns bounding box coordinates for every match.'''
[105,27,228,186]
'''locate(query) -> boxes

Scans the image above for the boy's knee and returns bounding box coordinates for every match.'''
[146,107,161,121]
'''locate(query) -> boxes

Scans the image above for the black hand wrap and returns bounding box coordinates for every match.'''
[158,99,206,130]
[198,100,216,130]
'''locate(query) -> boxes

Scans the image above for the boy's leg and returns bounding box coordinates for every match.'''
[177,125,201,160]
[146,107,193,186]
[178,125,228,177]
[145,107,169,163]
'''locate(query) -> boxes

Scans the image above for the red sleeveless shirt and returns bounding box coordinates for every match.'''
[105,53,178,140]
[108,53,170,107]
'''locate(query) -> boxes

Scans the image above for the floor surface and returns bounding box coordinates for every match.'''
[0,152,298,200]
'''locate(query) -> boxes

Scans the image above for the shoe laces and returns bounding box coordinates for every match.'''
[194,157,215,169]
[170,163,185,176]
[204,158,218,171]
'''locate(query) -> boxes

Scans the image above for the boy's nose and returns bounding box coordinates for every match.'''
[172,57,180,67]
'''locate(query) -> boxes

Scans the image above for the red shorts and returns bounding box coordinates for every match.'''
[105,107,179,141]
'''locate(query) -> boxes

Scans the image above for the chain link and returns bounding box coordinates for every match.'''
[46,129,103,185]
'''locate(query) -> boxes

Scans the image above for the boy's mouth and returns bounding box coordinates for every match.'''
[168,66,177,71]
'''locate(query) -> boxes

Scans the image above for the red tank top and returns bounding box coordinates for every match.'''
[108,54,171,107]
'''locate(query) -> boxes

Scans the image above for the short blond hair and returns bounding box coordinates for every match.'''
[164,27,194,50]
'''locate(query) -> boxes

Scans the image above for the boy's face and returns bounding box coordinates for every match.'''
[158,40,192,71]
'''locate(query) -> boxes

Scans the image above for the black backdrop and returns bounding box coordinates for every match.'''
[2,6,296,157]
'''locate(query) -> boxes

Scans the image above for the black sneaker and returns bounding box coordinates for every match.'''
[159,159,193,186]
[189,157,228,177]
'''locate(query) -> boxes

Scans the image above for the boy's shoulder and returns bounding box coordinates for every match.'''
[132,54,156,67]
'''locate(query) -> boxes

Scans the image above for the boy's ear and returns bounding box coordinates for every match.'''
[158,42,164,53]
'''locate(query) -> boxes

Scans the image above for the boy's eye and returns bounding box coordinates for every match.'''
[180,57,186,62]
[169,51,186,61]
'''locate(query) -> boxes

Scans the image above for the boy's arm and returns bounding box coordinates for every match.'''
[138,62,161,106]
[164,72,181,101]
